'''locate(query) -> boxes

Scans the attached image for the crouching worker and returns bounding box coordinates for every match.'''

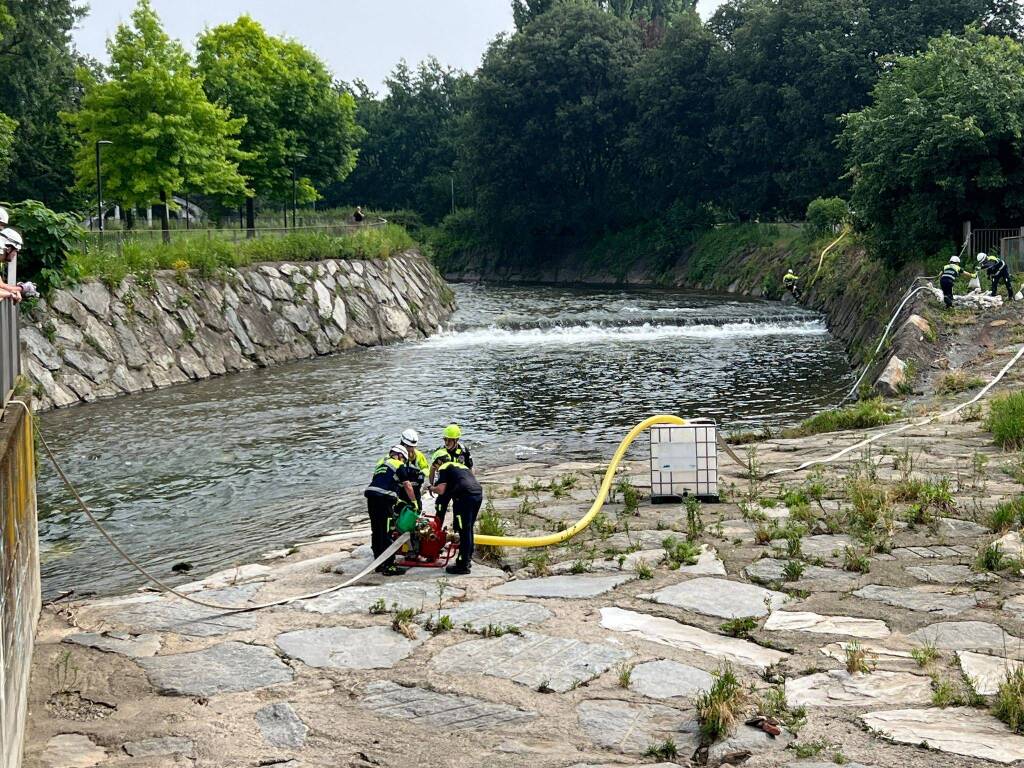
[364,445,417,576]
[783,268,801,299]
[939,255,975,309]
[976,253,1016,301]
[430,460,483,575]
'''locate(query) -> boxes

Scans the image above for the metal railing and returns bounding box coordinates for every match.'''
[0,299,19,408]
[78,220,389,249]
[970,227,1024,262]
[1000,236,1024,274]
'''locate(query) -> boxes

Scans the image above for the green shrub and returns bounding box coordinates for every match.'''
[4,200,85,292]
[806,196,848,236]
[986,392,1024,450]
[783,398,895,438]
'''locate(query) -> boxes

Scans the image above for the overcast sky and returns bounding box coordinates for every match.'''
[73,0,725,92]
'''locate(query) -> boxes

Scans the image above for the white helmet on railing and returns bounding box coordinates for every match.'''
[0,228,22,250]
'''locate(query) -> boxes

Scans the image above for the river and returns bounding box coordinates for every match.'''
[37,282,853,597]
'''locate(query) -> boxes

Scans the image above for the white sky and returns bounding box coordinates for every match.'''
[74,0,726,91]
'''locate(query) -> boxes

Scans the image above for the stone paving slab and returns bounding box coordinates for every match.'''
[861,707,1024,763]
[674,544,727,576]
[957,651,1024,695]
[102,585,261,637]
[276,625,424,670]
[122,736,196,758]
[744,558,855,587]
[360,680,537,729]
[853,584,989,616]
[639,577,789,619]
[893,544,974,560]
[772,534,852,560]
[430,631,630,692]
[256,702,309,748]
[422,599,552,631]
[41,734,106,768]
[906,564,999,585]
[707,724,794,767]
[821,642,917,672]
[138,641,293,697]
[492,573,633,599]
[628,659,713,700]
[176,563,273,593]
[300,581,464,615]
[576,699,700,755]
[600,608,788,671]
[786,670,932,707]
[64,631,162,658]
[938,517,989,536]
[908,621,1019,652]
[764,611,890,639]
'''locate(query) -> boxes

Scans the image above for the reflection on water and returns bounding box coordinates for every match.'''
[38,283,852,596]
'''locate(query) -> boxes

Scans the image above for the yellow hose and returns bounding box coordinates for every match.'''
[475,414,687,548]
[810,226,849,286]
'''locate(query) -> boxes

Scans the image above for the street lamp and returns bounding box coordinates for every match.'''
[290,153,307,229]
[95,140,112,233]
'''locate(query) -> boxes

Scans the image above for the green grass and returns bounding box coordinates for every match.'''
[720,616,758,638]
[935,370,985,395]
[476,501,507,562]
[994,666,1024,732]
[783,398,896,438]
[695,664,748,742]
[986,392,1024,451]
[68,224,416,286]
[988,497,1024,533]
[663,536,701,569]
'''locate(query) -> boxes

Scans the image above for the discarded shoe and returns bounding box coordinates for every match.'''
[745,715,782,737]
[445,563,471,575]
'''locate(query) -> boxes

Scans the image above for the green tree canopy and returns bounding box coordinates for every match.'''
[67,0,249,235]
[464,4,642,253]
[196,15,360,221]
[329,59,468,222]
[842,31,1024,262]
[0,0,88,210]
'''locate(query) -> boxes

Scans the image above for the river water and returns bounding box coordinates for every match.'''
[38,283,853,597]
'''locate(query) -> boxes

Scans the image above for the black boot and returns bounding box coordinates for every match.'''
[445,562,471,575]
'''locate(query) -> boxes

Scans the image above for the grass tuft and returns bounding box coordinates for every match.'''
[695,664,748,742]
[783,398,895,438]
[986,392,1024,451]
[994,666,1024,732]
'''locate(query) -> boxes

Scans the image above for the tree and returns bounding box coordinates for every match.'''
[329,59,469,222]
[841,32,1024,262]
[67,0,249,240]
[196,15,360,231]
[463,4,641,254]
[0,0,89,210]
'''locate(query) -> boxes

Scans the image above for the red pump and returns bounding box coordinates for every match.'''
[394,514,459,568]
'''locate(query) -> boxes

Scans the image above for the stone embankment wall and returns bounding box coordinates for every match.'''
[0,399,39,768]
[22,251,455,410]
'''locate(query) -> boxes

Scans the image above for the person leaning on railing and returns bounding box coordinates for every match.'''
[0,206,36,303]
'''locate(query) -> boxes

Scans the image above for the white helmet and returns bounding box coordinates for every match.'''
[977,252,987,264]
[0,206,8,227]
[401,428,419,447]
[950,255,960,264]
[0,228,22,250]
[389,444,409,461]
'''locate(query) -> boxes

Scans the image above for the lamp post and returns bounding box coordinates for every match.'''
[95,140,112,233]
[290,153,307,229]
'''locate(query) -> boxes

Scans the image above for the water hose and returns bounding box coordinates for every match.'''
[474,414,687,548]
[810,227,849,287]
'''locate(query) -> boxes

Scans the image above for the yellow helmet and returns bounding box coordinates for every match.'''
[443,424,462,440]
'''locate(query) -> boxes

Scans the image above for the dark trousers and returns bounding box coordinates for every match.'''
[366,494,396,568]
[452,494,483,567]
[991,267,1014,299]
[940,276,955,308]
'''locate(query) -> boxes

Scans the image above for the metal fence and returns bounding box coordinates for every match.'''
[1000,236,1024,274]
[970,227,1024,264]
[78,220,389,250]
[0,300,19,409]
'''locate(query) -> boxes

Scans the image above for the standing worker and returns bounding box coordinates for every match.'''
[400,428,430,508]
[364,445,418,576]
[429,424,474,486]
[939,255,976,309]
[976,253,1018,301]
[783,268,801,299]
[430,459,483,575]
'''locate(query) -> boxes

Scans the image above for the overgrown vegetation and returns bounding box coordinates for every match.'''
[663,536,700,569]
[936,370,986,395]
[994,666,1024,732]
[476,500,507,562]
[783,398,895,439]
[720,616,758,639]
[695,665,748,742]
[986,392,1024,451]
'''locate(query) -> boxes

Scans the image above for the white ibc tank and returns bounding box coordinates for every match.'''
[649,420,719,502]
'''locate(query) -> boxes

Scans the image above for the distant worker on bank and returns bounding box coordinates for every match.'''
[783,268,801,299]
[938,255,976,309]
[429,457,483,575]
[364,444,418,576]
[429,424,474,488]
[354,206,365,224]
[400,428,430,508]
[976,252,1017,301]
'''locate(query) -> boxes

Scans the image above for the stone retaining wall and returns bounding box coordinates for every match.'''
[21,250,454,410]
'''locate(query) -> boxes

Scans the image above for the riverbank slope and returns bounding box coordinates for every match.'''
[21,250,455,410]
[21,295,1024,768]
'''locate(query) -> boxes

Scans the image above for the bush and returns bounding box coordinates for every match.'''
[784,397,895,438]
[805,197,848,236]
[3,199,85,292]
[985,392,1024,450]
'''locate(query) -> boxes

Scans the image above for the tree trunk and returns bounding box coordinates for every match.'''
[125,208,135,231]
[159,190,171,243]
[245,196,256,239]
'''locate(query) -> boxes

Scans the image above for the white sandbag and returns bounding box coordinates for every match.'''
[1016,291,1023,301]
[968,277,981,290]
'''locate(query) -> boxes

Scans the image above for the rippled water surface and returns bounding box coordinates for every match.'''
[38,283,853,596]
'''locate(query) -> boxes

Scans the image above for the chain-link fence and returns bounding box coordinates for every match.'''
[78,220,389,250]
